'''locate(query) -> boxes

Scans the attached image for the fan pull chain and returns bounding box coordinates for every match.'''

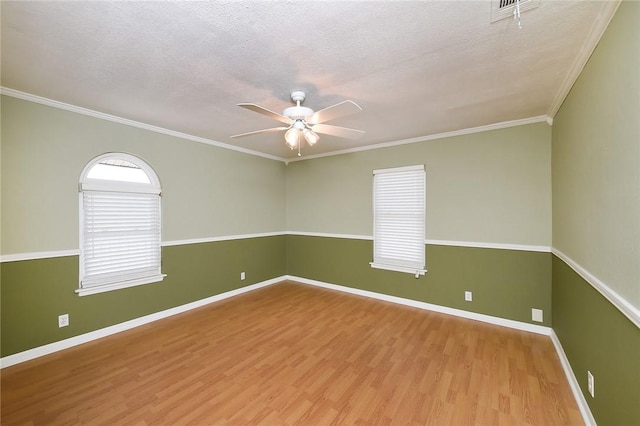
[514,0,523,29]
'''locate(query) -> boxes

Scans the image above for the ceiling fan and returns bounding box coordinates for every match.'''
[231,91,364,156]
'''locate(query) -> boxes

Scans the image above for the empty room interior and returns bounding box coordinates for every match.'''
[1,1,638,425]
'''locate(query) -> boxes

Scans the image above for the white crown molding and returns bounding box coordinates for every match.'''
[0,87,285,163]
[546,0,622,119]
[289,275,552,335]
[550,330,596,426]
[0,276,285,369]
[552,247,640,329]
[286,115,549,163]
[2,87,550,164]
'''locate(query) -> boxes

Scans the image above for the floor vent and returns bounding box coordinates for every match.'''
[491,0,541,23]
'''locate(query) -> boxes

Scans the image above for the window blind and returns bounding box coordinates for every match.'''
[81,190,161,288]
[371,165,426,275]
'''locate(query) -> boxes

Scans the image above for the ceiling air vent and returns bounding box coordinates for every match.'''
[491,0,540,23]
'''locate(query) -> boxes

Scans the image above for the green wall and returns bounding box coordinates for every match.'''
[2,5,639,425]
[288,235,551,326]
[1,94,288,358]
[1,236,286,357]
[551,2,640,425]
[0,93,555,360]
[552,256,639,426]
[1,233,552,358]
[283,113,555,349]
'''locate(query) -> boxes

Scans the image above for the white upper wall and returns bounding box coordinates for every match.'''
[552,0,640,310]
[1,93,554,257]
[286,122,552,247]
[1,96,286,255]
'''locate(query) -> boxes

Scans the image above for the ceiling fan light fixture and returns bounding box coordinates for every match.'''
[284,127,299,149]
[303,129,319,146]
[232,91,364,157]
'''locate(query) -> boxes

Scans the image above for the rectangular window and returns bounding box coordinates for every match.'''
[370,165,426,276]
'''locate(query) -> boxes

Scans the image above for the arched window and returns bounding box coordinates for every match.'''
[78,153,164,296]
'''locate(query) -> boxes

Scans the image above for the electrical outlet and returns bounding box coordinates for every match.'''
[58,314,69,328]
[587,371,595,397]
[465,291,473,302]
[531,308,543,322]
[240,272,246,280]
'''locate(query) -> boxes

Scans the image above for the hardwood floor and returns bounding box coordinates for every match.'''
[1,281,583,425]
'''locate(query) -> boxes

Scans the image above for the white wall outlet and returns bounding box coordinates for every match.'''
[587,371,595,397]
[531,308,543,322]
[58,314,69,328]
[240,272,245,280]
[464,291,473,302]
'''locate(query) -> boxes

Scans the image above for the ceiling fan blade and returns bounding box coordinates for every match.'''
[311,124,365,139]
[238,103,292,125]
[231,126,289,138]
[309,100,362,124]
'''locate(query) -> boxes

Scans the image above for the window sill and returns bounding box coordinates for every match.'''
[370,262,426,277]
[76,274,166,296]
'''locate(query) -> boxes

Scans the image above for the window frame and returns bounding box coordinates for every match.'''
[78,153,165,296]
[370,164,427,277]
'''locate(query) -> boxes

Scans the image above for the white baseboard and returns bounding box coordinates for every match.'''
[0,274,550,369]
[0,276,285,369]
[288,275,595,425]
[1,273,595,426]
[286,275,552,335]
[550,330,596,426]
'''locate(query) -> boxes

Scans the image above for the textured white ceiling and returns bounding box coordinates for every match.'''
[1,1,617,160]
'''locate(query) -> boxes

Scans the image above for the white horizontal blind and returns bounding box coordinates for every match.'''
[81,190,161,288]
[372,165,426,274]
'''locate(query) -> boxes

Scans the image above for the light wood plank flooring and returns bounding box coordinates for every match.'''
[1,281,583,425]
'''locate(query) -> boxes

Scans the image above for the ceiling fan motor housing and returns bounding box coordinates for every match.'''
[283,91,314,120]
[283,106,314,120]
